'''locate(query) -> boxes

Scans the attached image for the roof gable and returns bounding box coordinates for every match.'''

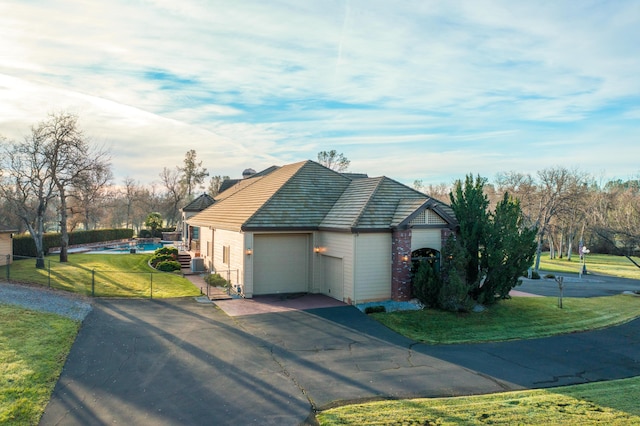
[181,193,215,212]
[355,177,428,229]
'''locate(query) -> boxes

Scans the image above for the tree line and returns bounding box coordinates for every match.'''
[2,113,638,272]
[415,168,640,271]
[0,113,227,266]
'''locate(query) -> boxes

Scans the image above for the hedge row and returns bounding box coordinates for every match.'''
[13,229,135,257]
[138,227,177,238]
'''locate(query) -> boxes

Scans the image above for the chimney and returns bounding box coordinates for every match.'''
[242,168,256,178]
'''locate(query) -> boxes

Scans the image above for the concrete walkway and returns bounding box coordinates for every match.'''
[40,295,640,425]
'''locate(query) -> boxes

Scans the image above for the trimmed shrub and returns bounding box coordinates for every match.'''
[364,306,386,314]
[154,246,178,257]
[155,260,181,272]
[205,273,229,288]
[138,229,152,238]
[150,254,175,267]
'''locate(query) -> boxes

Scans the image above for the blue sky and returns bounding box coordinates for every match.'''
[1,0,639,187]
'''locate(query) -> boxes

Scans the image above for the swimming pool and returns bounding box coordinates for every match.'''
[86,242,168,254]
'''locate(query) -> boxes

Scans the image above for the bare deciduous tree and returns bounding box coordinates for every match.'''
[37,112,111,262]
[317,150,350,172]
[0,134,57,268]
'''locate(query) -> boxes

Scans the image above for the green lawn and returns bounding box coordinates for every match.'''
[371,294,639,344]
[539,252,640,280]
[0,304,80,425]
[7,254,200,298]
[317,376,640,425]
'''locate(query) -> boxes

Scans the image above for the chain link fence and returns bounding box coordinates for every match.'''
[2,253,196,299]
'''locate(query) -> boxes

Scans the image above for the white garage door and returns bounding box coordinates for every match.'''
[253,234,309,295]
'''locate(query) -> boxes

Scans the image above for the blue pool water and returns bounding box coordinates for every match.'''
[87,242,167,254]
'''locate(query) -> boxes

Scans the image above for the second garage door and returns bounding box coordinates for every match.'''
[253,234,310,295]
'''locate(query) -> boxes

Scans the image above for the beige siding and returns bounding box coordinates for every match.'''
[199,228,214,271]
[212,229,245,287]
[0,234,12,265]
[243,233,254,297]
[411,229,443,252]
[317,232,354,303]
[354,233,392,303]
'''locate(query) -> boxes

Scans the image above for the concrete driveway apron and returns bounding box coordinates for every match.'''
[41,297,640,425]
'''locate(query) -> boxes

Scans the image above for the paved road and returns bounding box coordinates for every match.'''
[518,271,640,297]
[41,295,640,425]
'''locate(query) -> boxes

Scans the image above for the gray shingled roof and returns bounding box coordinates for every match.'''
[182,193,216,212]
[188,160,456,232]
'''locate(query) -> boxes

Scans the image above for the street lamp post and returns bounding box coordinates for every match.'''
[581,246,590,276]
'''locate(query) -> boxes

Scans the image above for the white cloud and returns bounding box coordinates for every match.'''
[1,0,639,187]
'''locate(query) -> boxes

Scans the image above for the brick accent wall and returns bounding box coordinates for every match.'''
[391,229,412,301]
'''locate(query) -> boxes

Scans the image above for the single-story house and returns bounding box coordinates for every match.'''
[0,226,17,266]
[186,160,457,305]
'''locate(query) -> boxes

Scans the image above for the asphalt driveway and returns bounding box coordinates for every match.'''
[41,296,640,425]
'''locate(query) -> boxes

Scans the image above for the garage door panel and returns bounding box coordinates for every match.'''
[254,234,309,294]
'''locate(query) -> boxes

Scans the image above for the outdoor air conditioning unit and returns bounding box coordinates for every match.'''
[191,257,205,273]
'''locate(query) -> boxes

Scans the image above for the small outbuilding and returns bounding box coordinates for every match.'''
[0,225,17,266]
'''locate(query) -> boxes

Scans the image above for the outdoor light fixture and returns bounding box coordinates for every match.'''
[245,248,253,256]
[314,246,321,254]
[401,254,410,262]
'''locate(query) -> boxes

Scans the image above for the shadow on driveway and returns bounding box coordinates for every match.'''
[41,296,640,425]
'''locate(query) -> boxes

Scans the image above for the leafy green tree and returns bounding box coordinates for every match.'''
[480,193,538,304]
[178,149,208,198]
[450,174,489,294]
[449,175,537,306]
[144,212,163,237]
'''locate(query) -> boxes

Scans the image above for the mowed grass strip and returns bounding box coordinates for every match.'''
[539,252,640,280]
[0,304,80,425]
[317,376,640,425]
[371,295,640,344]
[8,254,200,298]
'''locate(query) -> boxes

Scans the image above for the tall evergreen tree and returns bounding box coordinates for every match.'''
[450,174,489,294]
[480,193,538,304]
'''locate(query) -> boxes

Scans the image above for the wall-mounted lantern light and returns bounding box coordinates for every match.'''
[245,248,253,256]
[401,254,410,262]
[314,246,321,254]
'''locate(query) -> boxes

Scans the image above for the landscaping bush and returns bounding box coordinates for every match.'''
[149,247,179,267]
[531,271,541,279]
[154,246,178,257]
[155,260,181,272]
[364,306,386,314]
[150,254,175,267]
[544,273,556,279]
[138,229,152,238]
[412,260,441,308]
[205,273,229,288]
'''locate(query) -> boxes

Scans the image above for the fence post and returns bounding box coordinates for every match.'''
[6,255,10,281]
[150,273,153,300]
[92,269,95,297]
